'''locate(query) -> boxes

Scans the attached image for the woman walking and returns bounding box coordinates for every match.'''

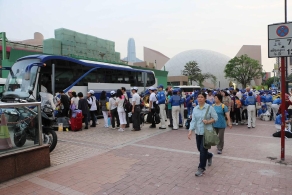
[109,91,120,129]
[100,91,109,128]
[115,89,127,132]
[188,92,218,177]
[213,93,232,154]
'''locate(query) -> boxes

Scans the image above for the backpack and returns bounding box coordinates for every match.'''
[213,103,227,120]
[123,96,132,112]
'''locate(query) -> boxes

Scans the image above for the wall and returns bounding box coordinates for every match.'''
[144,47,170,70]
[235,45,262,87]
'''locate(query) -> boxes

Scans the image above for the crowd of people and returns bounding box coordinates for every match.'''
[53,84,292,177]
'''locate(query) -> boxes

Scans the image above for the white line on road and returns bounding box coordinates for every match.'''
[131,143,292,167]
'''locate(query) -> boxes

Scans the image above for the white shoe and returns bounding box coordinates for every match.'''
[232,122,236,125]
[235,123,238,126]
[118,128,124,132]
[96,121,99,125]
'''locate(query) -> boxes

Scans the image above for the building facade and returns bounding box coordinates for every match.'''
[143,47,170,70]
[235,45,262,87]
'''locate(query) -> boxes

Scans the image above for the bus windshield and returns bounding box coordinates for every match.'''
[3,59,40,98]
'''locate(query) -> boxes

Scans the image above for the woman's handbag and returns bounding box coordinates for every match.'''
[203,105,219,149]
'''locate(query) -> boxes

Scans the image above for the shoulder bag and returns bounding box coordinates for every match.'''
[203,105,220,149]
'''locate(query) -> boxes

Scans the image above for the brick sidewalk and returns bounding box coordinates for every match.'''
[1,119,292,194]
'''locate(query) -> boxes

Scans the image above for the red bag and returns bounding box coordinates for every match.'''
[70,110,83,131]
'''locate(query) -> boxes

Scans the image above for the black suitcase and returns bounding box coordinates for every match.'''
[185,118,192,129]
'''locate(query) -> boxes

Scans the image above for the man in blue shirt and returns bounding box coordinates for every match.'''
[245,92,256,128]
[177,89,185,127]
[169,89,183,130]
[265,92,273,114]
[157,85,166,129]
[271,97,281,120]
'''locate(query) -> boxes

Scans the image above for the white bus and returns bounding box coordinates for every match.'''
[1,55,157,103]
[173,85,201,93]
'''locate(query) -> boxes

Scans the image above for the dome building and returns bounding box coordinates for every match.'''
[162,49,231,88]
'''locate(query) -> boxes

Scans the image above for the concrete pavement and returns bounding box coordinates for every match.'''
[1,119,292,195]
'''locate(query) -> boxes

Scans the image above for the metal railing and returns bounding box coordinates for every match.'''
[0,102,43,149]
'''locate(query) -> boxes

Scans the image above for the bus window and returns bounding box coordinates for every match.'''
[147,73,155,86]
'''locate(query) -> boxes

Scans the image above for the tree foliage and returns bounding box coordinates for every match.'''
[182,61,217,87]
[264,77,279,88]
[197,73,216,87]
[224,55,263,88]
[182,61,201,84]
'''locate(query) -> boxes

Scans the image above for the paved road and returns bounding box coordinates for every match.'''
[1,119,292,195]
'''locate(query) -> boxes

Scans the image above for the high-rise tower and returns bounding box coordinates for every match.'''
[123,38,142,63]
[127,38,136,62]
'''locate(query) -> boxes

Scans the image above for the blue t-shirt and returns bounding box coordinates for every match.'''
[213,104,229,128]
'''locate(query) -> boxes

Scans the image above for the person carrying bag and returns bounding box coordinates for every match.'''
[0,113,13,150]
[188,92,218,177]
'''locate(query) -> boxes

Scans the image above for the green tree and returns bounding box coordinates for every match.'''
[210,75,217,88]
[224,55,263,88]
[264,77,279,88]
[287,73,292,82]
[197,73,215,87]
[182,61,201,84]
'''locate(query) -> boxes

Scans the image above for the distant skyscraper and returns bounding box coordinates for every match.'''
[122,38,142,63]
[127,38,136,62]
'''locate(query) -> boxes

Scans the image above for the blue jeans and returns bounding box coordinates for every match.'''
[187,107,193,117]
[196,134,213,170]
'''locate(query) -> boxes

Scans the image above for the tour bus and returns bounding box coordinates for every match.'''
[1,55,157,103]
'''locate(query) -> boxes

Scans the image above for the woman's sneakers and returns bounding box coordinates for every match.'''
[118,128,124,132]
[195,168,204,176]
[217,150,222,154]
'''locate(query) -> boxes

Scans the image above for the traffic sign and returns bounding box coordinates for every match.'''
[268,22,292,58]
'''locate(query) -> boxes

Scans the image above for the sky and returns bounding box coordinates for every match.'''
[0,0,291,72]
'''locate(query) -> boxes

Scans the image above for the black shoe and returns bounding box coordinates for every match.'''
[85,126,88,129]
[149,125,156,128]
[134,129,141,131]
[159,127,166,129]
[248,127,251,129]
[179,125,183,128]
[90,125,96,127]
[168,125,173,127]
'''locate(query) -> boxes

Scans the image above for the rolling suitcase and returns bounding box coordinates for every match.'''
[70,110,83,131]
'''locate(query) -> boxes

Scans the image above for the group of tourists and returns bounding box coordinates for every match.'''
[180,86,292,177]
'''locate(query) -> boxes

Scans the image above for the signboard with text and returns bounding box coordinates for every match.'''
[268,22,292,58]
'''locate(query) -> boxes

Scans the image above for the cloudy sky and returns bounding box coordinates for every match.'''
[0,0,291,72]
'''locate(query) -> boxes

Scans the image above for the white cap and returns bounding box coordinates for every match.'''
[88,90,95,94]
[148,86,156,91]
[131,86,138,91]
[110,91,116,95]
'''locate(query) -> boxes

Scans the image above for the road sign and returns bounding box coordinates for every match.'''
[268,22,292,58]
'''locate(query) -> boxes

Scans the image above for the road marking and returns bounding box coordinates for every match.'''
[29,177,85,195]
[225,133,275,139]
[131,144,292,167]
